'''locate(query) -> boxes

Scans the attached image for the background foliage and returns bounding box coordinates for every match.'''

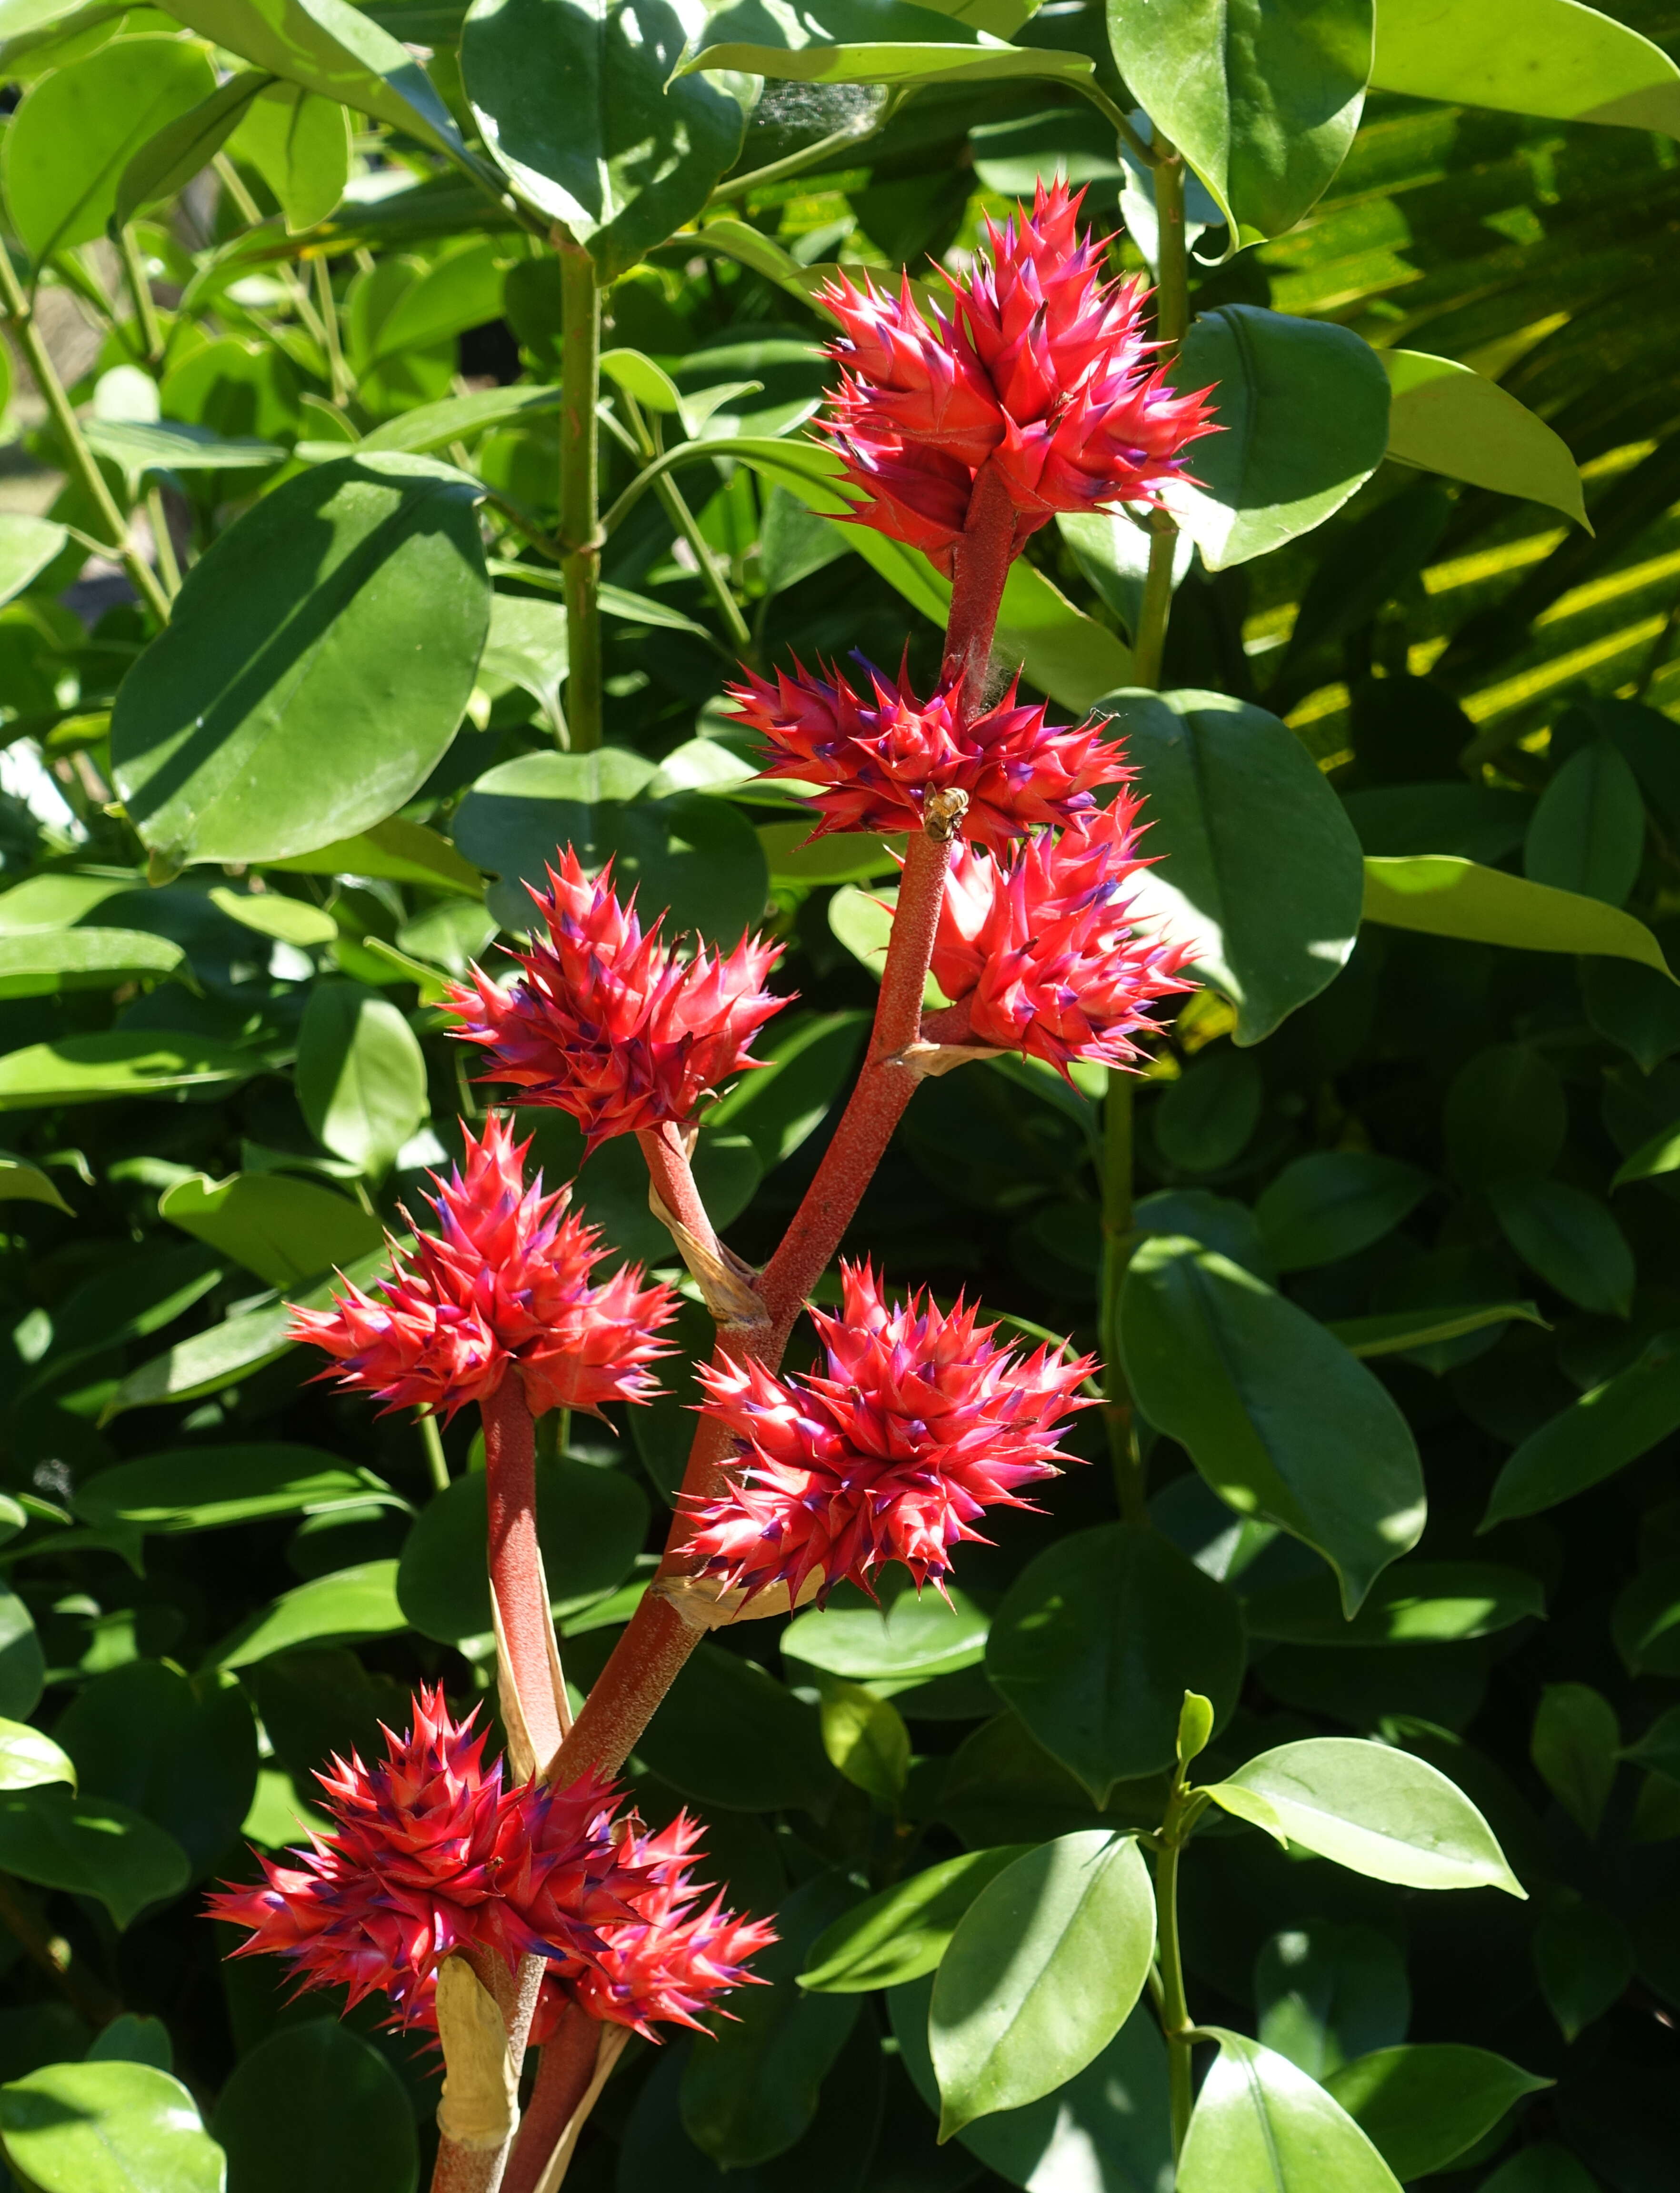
[0,0,1678,2187]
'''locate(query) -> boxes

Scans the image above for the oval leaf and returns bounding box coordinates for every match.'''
[1324,2043,1551,2182]
[800,1846,1030,1994]
[1180,2030,1403,2193]
[1384,349,1589,527]
[1362,855,1674,976]
[0,2061,223,2193]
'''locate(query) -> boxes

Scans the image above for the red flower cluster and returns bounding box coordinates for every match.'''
[822,180,1215,573]
[686,1261,1095,1605]
[730,655,1126,847]
[535,1814,777,2042]
[207,1688,644,2027]
[931,794,1194,1075]
[289,1116,674,1421]
[446,853,785,1151]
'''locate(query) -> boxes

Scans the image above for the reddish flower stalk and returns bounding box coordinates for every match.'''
[501,2002,603,2193]
[483,1378,561,1768]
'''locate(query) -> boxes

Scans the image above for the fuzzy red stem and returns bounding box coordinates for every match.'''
[502,2004,603,2193]
[429,1950,548,2193]
[482,1377,563,1768]
[636,1121,721,1265]
[940,459,1018,724]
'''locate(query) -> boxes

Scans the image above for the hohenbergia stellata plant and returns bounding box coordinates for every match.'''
[209,182,1212,2193]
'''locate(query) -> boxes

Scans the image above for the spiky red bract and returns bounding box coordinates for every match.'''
[686,1261,1095,1605]
[533,1814,777,2043]
[207,1687,646,2027]
[287,1115,675,1421]
[444,851,786,1150]
[931,797,1195,1074]
[729,655,1126,847]
[820,180,1216,573]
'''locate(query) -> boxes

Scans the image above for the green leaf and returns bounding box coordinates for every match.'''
[1621,1702,1680,1784]
[159,1170,384,1285]
[364,239,511,369]
[1445,1044,1567,1186]
[1244,1560,1544,1647]
[1488,1177,1634,1317]
[295,981,429,1181]
[819,1678,910,1805]
[167,0,467,158]
[890,1976,1172,2192]
[680,1872,860,2168]
[1534,1896,1633,2043]
[1106,0,1371,237]
[1,36,217,262]
[110,455,490,869]
[452,748,770,943]
[75,1445,403,1535]
[1255,1152,1433,1273]
[462,0,746,282]
[0,1717,74,1794]
[1482,1331,1680,1526]
[630,1642,839,1814]
[1329,1302,1544,1359]
[230,82,352,234]
[986,1524,1246,1798]
[0,2061,223,2193]
[1205,1735,1526,1895]
[1480,2147,1600,2193]
[210,1560,407,1668]
[0,1031,260,1110]
[1180,2030,1402,2193]
[1255,1922,1410,2079]
[1153,1047,1262,1172]
[0,514,69,608]
[1121,1236,1425,1613]
[784,1587,990,1682]
[1362,856,1674,977]
[799,1847,1030,1993]
[0,927,185,999]
[930,1831,1155,2137]
[1099,689,1365,1044]
[348,385,562,458]
[396,1459,648,1641]
[707,1010,869,1167]
[1371,0,1680,139]
[265,815,483,894]
[1525,742,1645,908]
[478,591,569,739]
[0,1786,190,1928]
[83,419,287,485]
[0,1150,73,1214]
[112,67,270,230]
[1586,957,1680,1075]
[1168,308,1391,568]
[1530,1683,1619,1840]
[87,2014,174,2071]
[689,0,1096,88]
[1323,2044,1552,2181]
[1384,350,1589,527]
[1613,1559,1680,1677]
[210,2021,417,2193]
[208,888,339,948]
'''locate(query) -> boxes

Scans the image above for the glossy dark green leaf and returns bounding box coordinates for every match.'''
[635,1643,839,1814]
[1107,0,1372,238]
[890,1976,1171,2193]
[986,1524,1245,1797]
[934,1711,1140,1848]
[681,1872,860,2168]
[1,35,217,260]
[1244,1560,1544,1647]
[1530,1683,1619,1839]
[1255,1922,1410,2079]
[87,2013,174,2071]
[0,1718,73,1795]
[1180,2030,1402,2193]
[799,1846,1030,1994]
[1255,1152,1432,1273]
[54,1660,257,1878]
[1324,2044,1551,2181]
[783,1587,989,1683]
[212,2020,417,2193]
[0,1785,190,1927]
[1168,308,1391,567]
[1483,1331,1680,1526]
[110,455,490,868]
[0,927,185,999]
[158,1169,384,1286]
[818,1679,910,1805]
[452,748,770,943]
[1535,1895,1632,2042]
[1152,1047,1262,1171]
[0,2060,224,2193]
[1205,1735,1526,1895]
[1489,1177,1634,1317]
[397,1459,648,1641]
[1444,1044,1567,1187]
[75,1445,402,1536]
[113,67,270,229]
[930,1832,1155,2136]
[210,1560,406,1669]
[1480,2148,1602,2193]
[1098,689,1365,1043]
[1121,1236,1425,1612]
[1587,957,1680,1075]
[463,0,746,282]
[706,1010,870,1168]
[1613,1558,1680,1676]
[0,1031,260,1110]
[1329,1302,1543,1361]
[295,981,429,1181]
[0,1586,45,1721]
[1525,742,1645,907]
[1363,856,1674,977]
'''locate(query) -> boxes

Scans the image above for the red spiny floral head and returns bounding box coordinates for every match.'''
[931,796,1195,1074]
[532,1814,777,2043]
[207,1687,648,2026]
[288,1114,676,1421]
[730,654,1126,848]
[444,851,786,1151]
[686,1261,1096,1605]
[820,180,1216,574]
